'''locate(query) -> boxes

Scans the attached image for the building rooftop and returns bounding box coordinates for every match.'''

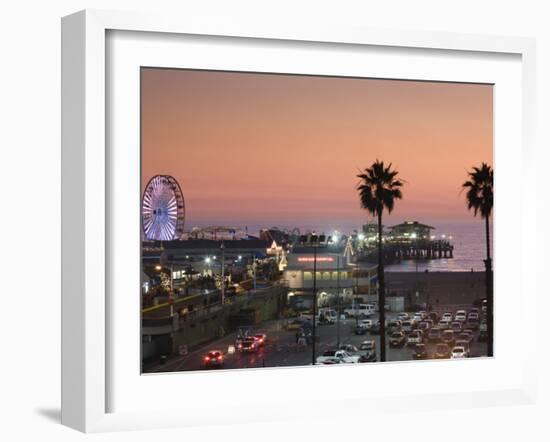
[161,238,270,250]
[389,221,435,230]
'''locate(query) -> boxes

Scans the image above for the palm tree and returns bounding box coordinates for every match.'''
[462,163,493,356]
[357,160,404,362]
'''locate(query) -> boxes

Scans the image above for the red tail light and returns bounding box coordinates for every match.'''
[217,356,223,361]
[204,356,210,361]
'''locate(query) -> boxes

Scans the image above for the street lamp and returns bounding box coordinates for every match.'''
[220,242,225,305]
[308,233,326,365]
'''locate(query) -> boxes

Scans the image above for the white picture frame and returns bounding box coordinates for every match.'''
[61,9,537,433]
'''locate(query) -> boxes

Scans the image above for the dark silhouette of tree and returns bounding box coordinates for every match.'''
[357,160,404,362]
[462,162,494,356]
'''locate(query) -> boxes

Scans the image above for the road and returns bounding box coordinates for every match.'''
[144,307,488,373]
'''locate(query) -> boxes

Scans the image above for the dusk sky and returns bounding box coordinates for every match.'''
[141,68,493,233]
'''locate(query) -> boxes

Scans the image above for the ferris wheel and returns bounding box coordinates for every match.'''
[142,175,185,241]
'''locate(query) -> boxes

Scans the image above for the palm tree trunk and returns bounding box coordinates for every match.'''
[485,214,494,357]
[378,212,386,362]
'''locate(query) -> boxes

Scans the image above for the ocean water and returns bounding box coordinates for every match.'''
[192,219,492,272]
[384,221,491,272]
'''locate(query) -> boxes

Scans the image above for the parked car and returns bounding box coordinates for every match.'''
[202,350,224,368]
[417,321,430,332]
[468,311,480,320]
[441,312,453,322]
[428,327,442,343]
[450,321,463,335]
[401,320,415,334]
[458,330,474,344]
[389,331,406,348]
[451,346,467,359]
[387,320,402,334]
[407,330,424,346]
[441,329,455,347]
[317,357,346,365]
[465,317,479,331]
[355,319,373,335]
[455,339,471,357]
[428,312,439,323]
[344,303,376,318]
[397,312,410,321]
[412,343,428,360]
[454,310,467,322]
[339,344,359,355]
[357,340,377,362]
[316,350,360,364]
[438,319,451,330]
[434,343,451,359]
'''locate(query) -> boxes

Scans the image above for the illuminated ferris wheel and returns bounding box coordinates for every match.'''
[142,175,185,241]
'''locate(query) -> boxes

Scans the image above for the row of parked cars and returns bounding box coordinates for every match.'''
[391,307,487,359]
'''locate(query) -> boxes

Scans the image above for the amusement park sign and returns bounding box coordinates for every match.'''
[297,256,334,263]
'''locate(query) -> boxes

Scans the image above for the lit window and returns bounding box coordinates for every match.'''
[304,272,312,281]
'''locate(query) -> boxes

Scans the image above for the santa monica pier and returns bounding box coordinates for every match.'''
[141,175,486,372]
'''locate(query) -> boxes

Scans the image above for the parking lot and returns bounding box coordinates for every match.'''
[144,302,488,373]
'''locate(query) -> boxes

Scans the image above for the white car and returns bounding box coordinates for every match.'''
[358,319,373,329]
[451,346,467,359]
[407,330,423,346]
[401,320,415,334]
[454,313,467,322]
[397,312,410,321]
[442,312,453,321]
[315,350,361,364]
[455,310,467,322]
[455,340,471,357]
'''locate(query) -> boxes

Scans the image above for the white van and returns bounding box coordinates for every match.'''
[344,303,376,318]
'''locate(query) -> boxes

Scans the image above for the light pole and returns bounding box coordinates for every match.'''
[311,242,318,366]
[336,254,341,348]
[251,252,257,291]
[220,243,225,305]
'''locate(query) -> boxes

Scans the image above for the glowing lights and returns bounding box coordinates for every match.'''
[358,233,365,240]
[297,256,335,263]
[205,257,211,264]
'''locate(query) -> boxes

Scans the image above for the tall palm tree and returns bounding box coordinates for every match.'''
[462,163,494,356]
[357,160,404,362]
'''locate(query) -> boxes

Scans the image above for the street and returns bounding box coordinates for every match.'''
[144,306,488,373]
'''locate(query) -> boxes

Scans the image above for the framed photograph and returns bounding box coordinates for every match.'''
[62,9,537,432]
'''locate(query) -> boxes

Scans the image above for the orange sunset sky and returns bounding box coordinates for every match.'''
[141,68,493,233]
